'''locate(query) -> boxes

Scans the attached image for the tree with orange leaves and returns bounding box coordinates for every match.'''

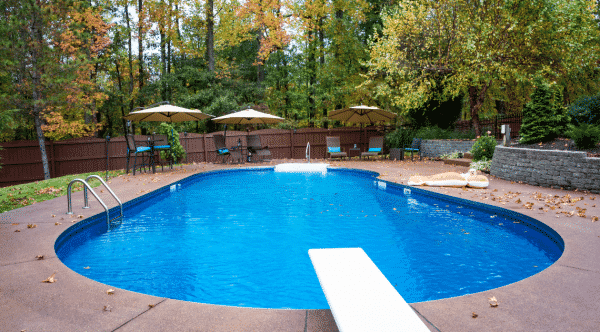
[0,0,112,179]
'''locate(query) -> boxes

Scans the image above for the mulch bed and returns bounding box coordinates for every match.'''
[508,137,600,158]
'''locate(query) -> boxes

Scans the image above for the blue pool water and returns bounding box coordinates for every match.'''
[56,168,563,309]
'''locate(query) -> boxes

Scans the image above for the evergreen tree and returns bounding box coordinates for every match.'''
[520,78,569,144]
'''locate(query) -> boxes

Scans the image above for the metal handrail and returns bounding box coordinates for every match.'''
[67,179,110,226]
[306,142,311,163]
[83,175,123,219]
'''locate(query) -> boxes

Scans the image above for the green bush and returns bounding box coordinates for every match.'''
[471,134,497,162]
[385,128,415,149]
[569,95,600,126]
[413,126,476,140]
[157,123,186,163]
[566,123,600,150]
[520,78,569,144]
[470,157,492,172]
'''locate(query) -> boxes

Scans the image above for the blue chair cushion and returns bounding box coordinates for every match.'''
[328,147,341,153]
[136,147,151,153]
[218,148,229,154]
[154,145,171,149]
[405,148,420,151]
[368,148,381,152]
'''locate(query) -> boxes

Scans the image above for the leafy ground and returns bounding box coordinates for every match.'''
[0,170,126,213]
[509,137,600,157]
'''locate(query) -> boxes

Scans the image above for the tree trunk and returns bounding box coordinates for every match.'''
[206,0,214,72]
[468,80,492,137]
[137,0,144,90]
[30,4,50,180]
[308,29,316,122]
[160,26,167,100]
[115,58,129,135]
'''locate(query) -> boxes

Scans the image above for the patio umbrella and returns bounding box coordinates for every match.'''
[211,109,285,125]
[328,105,396,124]
[123,104,213,122]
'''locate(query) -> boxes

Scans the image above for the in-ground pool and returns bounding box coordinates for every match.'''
[56,168,563,309]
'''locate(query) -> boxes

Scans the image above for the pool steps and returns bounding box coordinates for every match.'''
[309,248,430,332]
[67,176,123,229]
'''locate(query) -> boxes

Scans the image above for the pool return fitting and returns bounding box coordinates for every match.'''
[66,175,123,229]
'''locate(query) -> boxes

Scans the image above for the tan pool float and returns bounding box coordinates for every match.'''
[408,169,489,188]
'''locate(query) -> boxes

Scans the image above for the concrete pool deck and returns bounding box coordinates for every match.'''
[1,159,599,331]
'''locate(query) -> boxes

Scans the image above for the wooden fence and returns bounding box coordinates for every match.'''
[0,127,385,187]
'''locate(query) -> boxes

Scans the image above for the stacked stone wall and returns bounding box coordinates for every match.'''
[421,140,476,158]
[491,146,600,193]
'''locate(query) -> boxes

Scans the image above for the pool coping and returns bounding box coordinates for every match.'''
[1,161,599,331]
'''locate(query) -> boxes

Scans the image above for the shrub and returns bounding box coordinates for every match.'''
[470,157,492,172]
[412,126,476,140]
[157,123,186,163]
[471,134,497,162]
[520,78,569,144]
[385,128,414,149]
[569,95,600,126]
[566,123,600,150]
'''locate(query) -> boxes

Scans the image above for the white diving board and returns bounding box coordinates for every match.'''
[308,248,430,332]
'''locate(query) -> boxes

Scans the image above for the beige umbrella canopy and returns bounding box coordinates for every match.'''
[212,109,285,125]
[328,105,396,124]
[124,104,213,122]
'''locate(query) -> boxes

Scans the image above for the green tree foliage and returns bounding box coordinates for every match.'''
[520,78,570,144]
[367,0,600,136]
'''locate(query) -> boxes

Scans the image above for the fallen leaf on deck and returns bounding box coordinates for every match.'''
[11,223,18,225]
[472,312,478,318]
[592,216,598,222]
[27,224,37,228]
[55,222,61,225]
[488,296,499,307]
[36,255,44,260]
[103,305,112,312]
[106,289,115,295]
[42,272,57,283]
[14,229,20,232]
[148,304,155,308]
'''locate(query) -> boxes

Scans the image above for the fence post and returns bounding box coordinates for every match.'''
[202,133,207,163]
[289,129,294,159]
[49,140,56,178]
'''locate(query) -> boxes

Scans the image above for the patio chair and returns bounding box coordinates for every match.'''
[247,135,271,162]
[213,134,242,164]
[152,133,173,171]
[125,134,151,175]
[326,136,348,160]
[361,136,384,160]
[404,138,422,161]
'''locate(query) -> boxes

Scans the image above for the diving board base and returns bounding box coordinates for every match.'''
[308,248,430,332]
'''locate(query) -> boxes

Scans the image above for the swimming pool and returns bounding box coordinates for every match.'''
[56,168,563,309]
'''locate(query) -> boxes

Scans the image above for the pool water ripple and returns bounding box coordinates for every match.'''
[56,169,562,309]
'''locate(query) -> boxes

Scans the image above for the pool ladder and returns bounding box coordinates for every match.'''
[67,175,123,229]
[306,142,311,163]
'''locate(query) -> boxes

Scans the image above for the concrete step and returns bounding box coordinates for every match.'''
[443,158,473,167]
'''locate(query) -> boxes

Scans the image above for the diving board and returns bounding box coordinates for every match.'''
[308,248,430,332]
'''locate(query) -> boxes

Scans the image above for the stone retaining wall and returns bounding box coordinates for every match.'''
[421,140,476,158]
[491,146,600,193]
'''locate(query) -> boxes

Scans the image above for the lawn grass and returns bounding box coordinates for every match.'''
[0,170,126,213]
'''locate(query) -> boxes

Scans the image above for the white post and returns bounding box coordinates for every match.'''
[502,125,511,146]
